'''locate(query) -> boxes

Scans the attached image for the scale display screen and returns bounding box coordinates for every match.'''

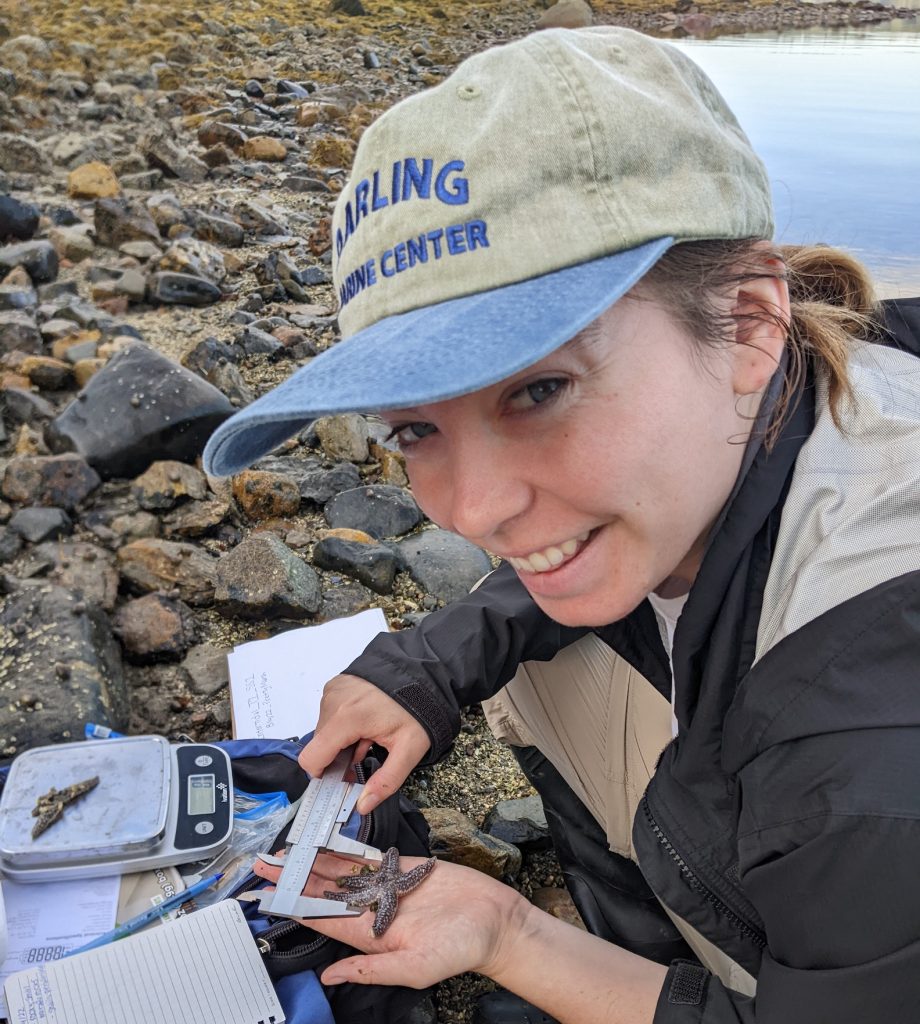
[187,774,216,816]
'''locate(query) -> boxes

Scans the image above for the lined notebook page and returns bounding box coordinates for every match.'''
[3,900,284,1024]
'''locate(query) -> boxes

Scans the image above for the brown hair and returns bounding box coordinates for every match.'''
[637,239,880,447]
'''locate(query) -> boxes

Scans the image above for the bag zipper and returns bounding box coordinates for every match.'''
[640,795,766,950]
[256,758,377,963]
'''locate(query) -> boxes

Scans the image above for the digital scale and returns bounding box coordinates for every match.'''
[0,736,233,882]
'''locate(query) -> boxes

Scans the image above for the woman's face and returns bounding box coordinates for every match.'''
[382,291,777,627]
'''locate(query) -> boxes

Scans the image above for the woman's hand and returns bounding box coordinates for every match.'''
[298,674,431,815]
[253,851,530,989]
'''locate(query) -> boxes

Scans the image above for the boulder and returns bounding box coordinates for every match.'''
[45,344,235,479]
[0,583,127,755]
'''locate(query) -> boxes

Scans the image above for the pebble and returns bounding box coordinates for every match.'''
[67,160,121,199]
[324,483,423,538]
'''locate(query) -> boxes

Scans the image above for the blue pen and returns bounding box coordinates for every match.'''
[66,872,224,957]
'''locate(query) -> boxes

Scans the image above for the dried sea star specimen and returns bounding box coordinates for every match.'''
[31,776,100,839]
[323,846,436,937]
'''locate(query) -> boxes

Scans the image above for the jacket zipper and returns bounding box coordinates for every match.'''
[257,758,377,962]
[640,795,766,950]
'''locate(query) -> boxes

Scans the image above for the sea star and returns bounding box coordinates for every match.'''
[323,846,436,937]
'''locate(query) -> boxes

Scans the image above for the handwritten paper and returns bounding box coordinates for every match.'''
[2,899,284,1024]
[0,875,120,1020]
[228,608,388,740]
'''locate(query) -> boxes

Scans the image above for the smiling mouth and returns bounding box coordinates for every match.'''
[505,531,594,575]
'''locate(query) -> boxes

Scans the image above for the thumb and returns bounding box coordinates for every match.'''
[321,951,427,988]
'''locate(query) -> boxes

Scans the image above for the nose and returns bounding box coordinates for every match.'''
[436,432,533,546]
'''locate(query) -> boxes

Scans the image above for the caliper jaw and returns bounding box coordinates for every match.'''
[237,888,364,919]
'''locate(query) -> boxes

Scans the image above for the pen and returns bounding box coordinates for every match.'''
[66,871,224,957]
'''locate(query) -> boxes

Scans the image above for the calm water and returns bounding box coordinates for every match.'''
[670,18,920,297]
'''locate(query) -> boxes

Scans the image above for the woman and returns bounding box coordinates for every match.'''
[204,27,920,1024]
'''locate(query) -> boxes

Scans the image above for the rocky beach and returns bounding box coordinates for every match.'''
[0,0,915,1019]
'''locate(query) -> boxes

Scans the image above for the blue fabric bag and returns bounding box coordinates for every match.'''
[217,736,433,1024]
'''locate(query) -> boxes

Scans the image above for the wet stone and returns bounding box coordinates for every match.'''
[231,469,301,521]
[314,413,370,463]
[0,583,128,755]
[312,536,398,594]
[132,460,208,511]
[113,592,197,662]
[148,271,222,306]
[1,453,101,509]
[215,532,321,619]
[396,529,492,605]
[32,540,119,611]
[117,537,218,606]
[315,580,375,622]
[0,195,39,243]
[482,795,551,851]
[0,282,36,311]
[181,642,230,696]
[47,344,233,479]
[0,311,42,354]
[324,484,423,539]
[8,505,73,543]
[422,806,522,880]
[0,241,59,284]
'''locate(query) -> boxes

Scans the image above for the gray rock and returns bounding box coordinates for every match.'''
[0,240,59,283]
[31,540,119,611]
[158,236,227,284]
[0,310,42,353]
[253,454,361,504]
[423,806,522,880]
[190,210,244,248]
[93,196,161,249]
[48,224,96,263]
[46,344,234,479]
[396,530,492,604]
[1,454,100,509]
[232,198,287,236]
[482,795,551,851]
[117,538,218,606]
[8,506,73,543]
[113,593,197,662]
[0,583,128,755]
[181,642,230,696]
[0,134,51,175]
[314,413,369,463]
[2,387,57,424]
[120,170,163,190]
[0,284,37,311]
[324,484,423,539]
[215,533,321,619]
[148,271,222,306]
[141,130,209,183]
[315,581,375,622]
[0,195,39,242]
[312,536,398,594]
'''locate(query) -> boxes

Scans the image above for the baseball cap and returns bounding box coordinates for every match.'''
[203,27,773,477]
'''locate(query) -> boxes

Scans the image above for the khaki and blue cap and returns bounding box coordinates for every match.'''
[203,26,773,477]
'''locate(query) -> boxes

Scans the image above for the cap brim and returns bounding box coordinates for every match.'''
[203,237,673,476]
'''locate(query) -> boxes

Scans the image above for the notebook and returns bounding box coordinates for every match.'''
[2,899,284,1024]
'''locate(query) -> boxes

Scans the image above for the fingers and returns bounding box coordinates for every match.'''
[354,732,429,814]
[321,951,429,989]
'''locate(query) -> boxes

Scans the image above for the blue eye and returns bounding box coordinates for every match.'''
[508,377,567,410]
[386,421,437,448]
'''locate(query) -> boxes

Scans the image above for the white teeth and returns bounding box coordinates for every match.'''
[508,531,592,574]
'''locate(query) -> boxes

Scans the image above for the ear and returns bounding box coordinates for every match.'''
[728,248,790,397]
